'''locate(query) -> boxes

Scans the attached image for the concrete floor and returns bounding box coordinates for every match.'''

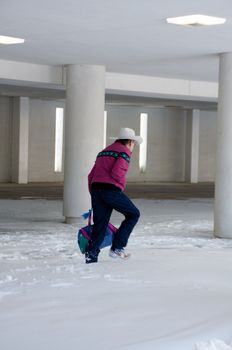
[0,182,214,199]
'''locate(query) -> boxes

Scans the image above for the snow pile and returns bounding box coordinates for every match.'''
[196,339,232,350]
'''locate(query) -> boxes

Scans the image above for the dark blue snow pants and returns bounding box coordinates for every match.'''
[89,188,140,252]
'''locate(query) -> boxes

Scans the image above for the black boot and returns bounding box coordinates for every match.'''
[85,248,100,264]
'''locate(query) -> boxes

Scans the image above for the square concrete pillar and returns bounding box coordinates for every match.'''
[11,97,29,184]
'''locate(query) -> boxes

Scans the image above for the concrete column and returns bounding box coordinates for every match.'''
[63,65,105,223]
[214,53,232,238]
[11,97,29,184]
[185,109,200,183]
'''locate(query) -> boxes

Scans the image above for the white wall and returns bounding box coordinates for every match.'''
[0,97,11,182]
[146,108,186,182]
[0,97,218,183]
[28,99,65,182]
[106,105,186,182]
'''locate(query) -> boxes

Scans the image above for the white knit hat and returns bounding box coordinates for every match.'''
[111,127,143,145]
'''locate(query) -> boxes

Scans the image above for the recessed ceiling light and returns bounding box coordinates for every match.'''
[0,35,25,45]
[166,14,226,26]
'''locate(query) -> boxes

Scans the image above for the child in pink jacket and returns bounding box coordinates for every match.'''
[86,127,143,264]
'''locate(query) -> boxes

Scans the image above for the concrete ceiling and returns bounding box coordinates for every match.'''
[1,0,232,82]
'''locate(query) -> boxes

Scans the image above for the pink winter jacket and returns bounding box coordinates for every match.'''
[88,142,132,192]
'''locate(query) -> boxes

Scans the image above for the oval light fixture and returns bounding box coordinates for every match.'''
[166,14,226,26]
[0,35,25,44]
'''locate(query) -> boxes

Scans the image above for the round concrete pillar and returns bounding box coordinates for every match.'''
[63,65,105,224]
[215,53,232,238]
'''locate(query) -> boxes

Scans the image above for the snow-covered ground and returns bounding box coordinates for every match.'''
[0,198,232,350]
